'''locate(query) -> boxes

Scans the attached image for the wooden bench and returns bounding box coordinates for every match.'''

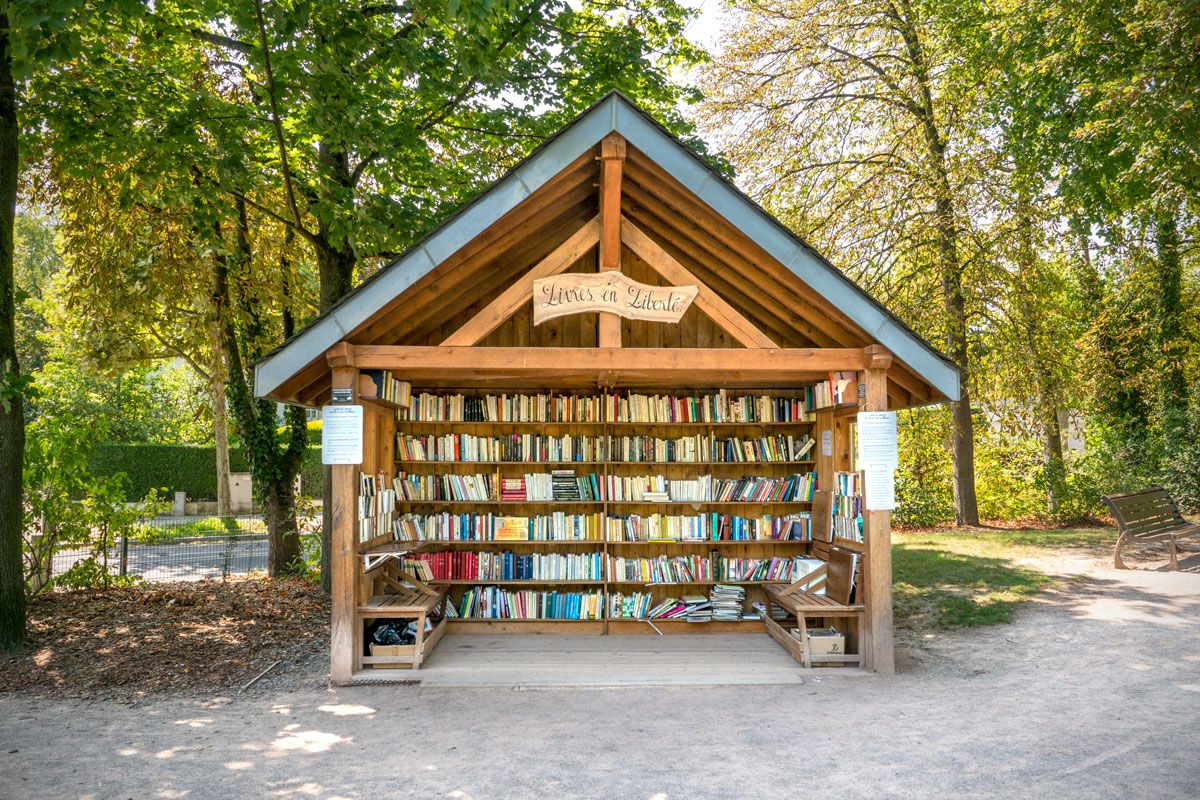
[764,546,864,668]
[1104,487,1200,570]
[359,564,450,669]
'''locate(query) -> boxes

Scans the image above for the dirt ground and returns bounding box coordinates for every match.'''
[1,548,1198,800]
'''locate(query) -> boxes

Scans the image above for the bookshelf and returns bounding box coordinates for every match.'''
[360,388,831,632]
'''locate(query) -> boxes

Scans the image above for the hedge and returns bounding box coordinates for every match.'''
[90,443,324,501]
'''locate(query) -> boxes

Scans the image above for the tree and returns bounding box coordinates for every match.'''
[0,1,24,651]
[700,0,985,524]
[37,0,705,581]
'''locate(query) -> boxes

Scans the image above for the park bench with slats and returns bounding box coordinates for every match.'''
[1103,487,1200,570]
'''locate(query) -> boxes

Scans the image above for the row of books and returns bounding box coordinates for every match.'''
[398,550,827,585]
[395,433,816,464]
[404,392,605,423]
[457,587,605,620]
[717,556,825,583]
[605,512,813,542]
[832,471,864,543]
[392,512,605,542]
[598,473,817,503]
[391,471,601,502]
[396,433,604,463]
[608,554,714,583]
[384,511,819,543]
[359,473,395,543]
[403,551,604,582]
[361,370,412,406]
[397,390,821,423]
[807,371,857,409]
[610,391,814,423]
[608,434,815,463]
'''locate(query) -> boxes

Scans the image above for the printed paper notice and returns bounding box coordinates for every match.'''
[821,429,833,457]
[322,405,363,465]
[864,463,895,510]
[856,411,898,469]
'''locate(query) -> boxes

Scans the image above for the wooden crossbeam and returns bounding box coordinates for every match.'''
[342,344,867,385]
[598,133,625,347]
[621,218,779,349]
[440,216,600,347]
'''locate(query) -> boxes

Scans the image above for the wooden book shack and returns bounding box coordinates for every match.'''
[254,93,960,684]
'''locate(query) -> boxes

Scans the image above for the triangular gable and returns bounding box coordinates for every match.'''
[254,92,959,402]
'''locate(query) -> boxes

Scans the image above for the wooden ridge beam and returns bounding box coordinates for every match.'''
[621,217,779,349]
[598,133,626,347]
[440,216,600,347]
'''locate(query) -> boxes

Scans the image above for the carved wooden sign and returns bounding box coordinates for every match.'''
[532,272,698,325]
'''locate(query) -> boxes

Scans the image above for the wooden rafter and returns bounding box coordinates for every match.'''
[597,132,625,347]
[621,217,779,349]
[440,216,600,347]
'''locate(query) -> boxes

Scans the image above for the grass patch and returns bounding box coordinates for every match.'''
[134,517,267,542]
[891,527,1115,630]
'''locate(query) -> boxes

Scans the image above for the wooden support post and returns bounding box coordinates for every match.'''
[598,133,625,347]
[329,360,359,685]
[861,345,895,673]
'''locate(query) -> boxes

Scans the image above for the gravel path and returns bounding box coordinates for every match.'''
[2,551,1198,799]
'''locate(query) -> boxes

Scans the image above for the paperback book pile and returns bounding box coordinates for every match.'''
[683,594,713,622]
[710,584,745,621]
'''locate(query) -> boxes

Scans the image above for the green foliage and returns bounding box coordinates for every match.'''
[89,443,250,501]
[22,416,164,594]
[87,442,324,501]
[894,408,954,528]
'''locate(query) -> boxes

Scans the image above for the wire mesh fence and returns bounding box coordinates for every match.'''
[48,515,321,583]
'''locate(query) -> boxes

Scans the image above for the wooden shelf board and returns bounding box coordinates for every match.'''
[607,579,788,586]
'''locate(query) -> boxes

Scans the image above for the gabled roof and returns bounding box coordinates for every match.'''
[254,91,959,402]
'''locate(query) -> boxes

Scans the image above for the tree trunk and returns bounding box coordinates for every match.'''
[1016,193,1066,518]
[896,3,979,526]
[264,476,301,576]
[1154,213,1186,436]
[937,190,978,526]
[212,372,232,517]
[0,10,25,652]
[314,142,358,594]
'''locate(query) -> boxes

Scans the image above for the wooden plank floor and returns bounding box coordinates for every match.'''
[354,634,871,687]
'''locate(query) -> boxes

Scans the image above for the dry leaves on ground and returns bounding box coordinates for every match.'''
[0,578,329,699]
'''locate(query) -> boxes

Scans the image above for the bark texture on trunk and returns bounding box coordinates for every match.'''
[264,477,301,575]
[212,372,232,517]
[1016,196,1066,518]
[0,10,25,651]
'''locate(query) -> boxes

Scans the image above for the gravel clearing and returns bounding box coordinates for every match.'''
[1,550,1197,799]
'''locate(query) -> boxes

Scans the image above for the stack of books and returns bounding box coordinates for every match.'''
[551,470,583,500]
[710,584,745,621]
[683,594,713,622]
